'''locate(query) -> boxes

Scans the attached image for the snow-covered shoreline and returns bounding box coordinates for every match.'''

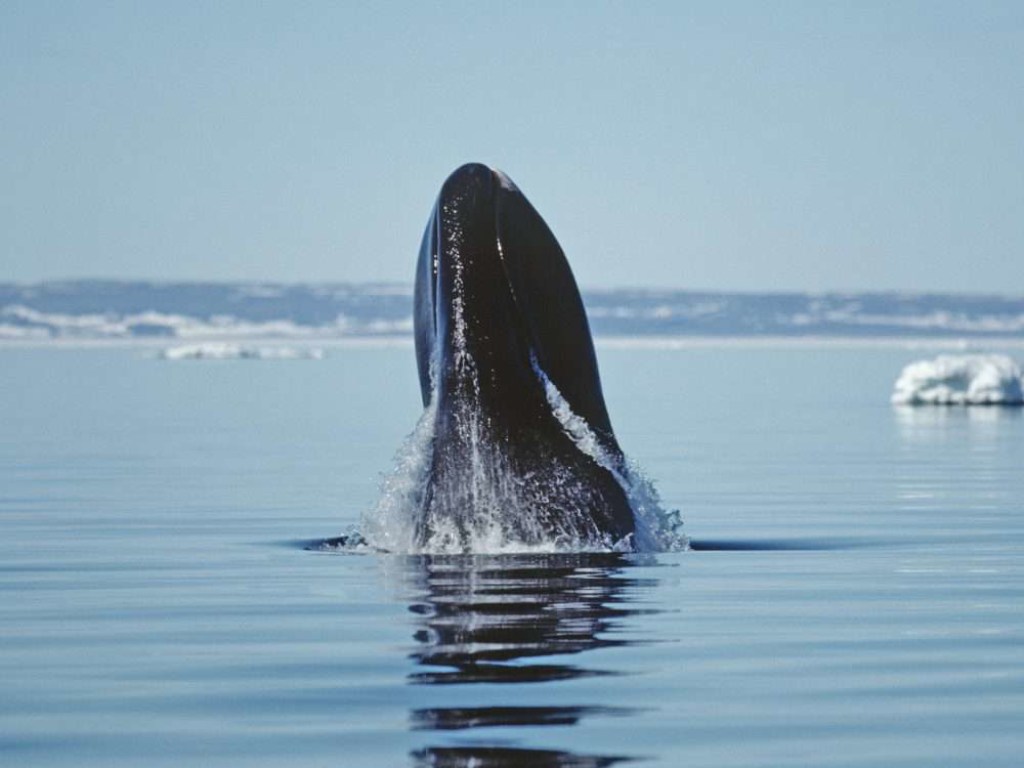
[158,343,325,361]
[3,334,1024,351]
[3,281,1023,343]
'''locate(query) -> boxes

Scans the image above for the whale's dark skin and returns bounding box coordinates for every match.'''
[412,163,636,548]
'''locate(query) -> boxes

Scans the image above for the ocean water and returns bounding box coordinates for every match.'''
[1,343,1022,766]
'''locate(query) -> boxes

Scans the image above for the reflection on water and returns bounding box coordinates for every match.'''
[892,404,1021,534]
[398,553,654,767]
[893,403,1022,444]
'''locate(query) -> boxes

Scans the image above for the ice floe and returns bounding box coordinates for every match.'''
[892,354,1024,405]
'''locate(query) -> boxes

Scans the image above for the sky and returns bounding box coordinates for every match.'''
[1,1,1022,293]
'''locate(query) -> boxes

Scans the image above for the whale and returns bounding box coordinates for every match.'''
[411,163,636,550]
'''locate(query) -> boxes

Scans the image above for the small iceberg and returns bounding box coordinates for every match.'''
[892,354,1024,405]
[159,343,324,361]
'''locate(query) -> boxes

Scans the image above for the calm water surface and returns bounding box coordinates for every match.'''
[1,344,1022,766]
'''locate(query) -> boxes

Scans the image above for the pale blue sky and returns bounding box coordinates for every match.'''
[2,1,1021,291]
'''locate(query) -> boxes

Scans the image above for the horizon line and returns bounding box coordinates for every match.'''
[2,277,1023,300]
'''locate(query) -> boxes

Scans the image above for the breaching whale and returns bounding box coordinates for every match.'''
[411,163,636,550]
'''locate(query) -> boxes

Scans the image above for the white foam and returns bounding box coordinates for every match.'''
[892,354,1024,405]
[159,343,324,360]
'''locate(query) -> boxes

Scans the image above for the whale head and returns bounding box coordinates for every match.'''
[410,163,635,550]
[414,163,616,444]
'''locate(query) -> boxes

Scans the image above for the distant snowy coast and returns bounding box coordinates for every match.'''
[2,281,1023,344]
[159,343,324,361]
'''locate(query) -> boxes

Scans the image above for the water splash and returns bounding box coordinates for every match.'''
[359,400,438,554]
[358,355,687,555]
